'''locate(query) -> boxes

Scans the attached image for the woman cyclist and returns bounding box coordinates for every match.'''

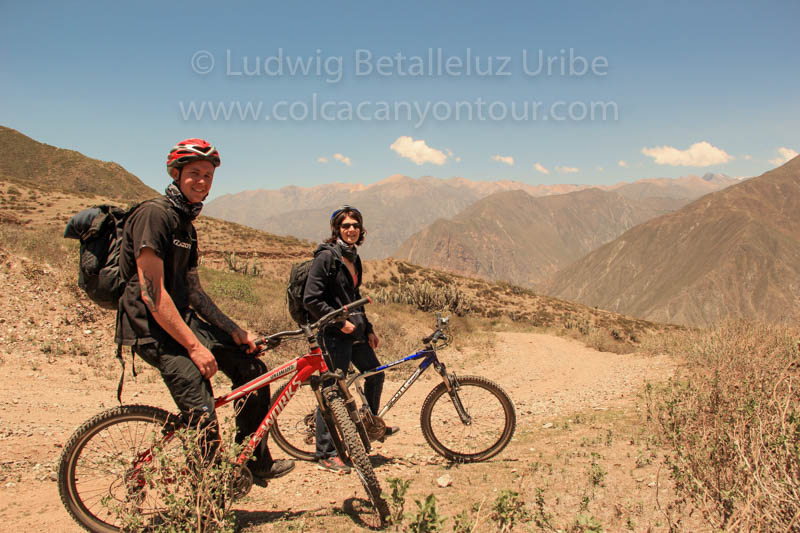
[303,205,398,472]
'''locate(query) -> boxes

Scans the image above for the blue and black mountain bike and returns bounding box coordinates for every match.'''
[271,314,516,463]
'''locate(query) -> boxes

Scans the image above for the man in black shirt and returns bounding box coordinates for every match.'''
[115,138,293,479]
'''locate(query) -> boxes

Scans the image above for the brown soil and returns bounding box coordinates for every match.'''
[0,248,678,531]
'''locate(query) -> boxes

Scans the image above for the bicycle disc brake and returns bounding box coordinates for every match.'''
[302,412,316,445]
[360,406,387,441]
[231,465,253,499]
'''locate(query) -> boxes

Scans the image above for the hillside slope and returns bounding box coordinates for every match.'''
[0,126,157,202]
[394,188,674,286]
[542,157,800,326]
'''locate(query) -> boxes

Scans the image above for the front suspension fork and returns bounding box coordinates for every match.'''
[434,361,472,425]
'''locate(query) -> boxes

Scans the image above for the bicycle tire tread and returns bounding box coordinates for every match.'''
[419,375,516,463]
[57,404,172,533]
[327,396,389,521]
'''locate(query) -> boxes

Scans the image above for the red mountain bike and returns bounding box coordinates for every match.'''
[57,297,389,533]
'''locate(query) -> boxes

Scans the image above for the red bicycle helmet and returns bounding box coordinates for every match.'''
[166,138,221,177]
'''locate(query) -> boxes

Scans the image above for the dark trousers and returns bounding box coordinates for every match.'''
[134,313,274,470]
[315,333,384,459]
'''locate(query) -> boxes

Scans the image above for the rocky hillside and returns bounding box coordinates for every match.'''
[394,188,680,286]
[0,126,157,202]
[541,157,800,326]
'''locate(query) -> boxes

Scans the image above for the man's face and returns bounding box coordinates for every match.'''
[175,160,215,204]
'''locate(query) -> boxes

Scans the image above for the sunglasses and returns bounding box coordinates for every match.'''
[340,222,361,230]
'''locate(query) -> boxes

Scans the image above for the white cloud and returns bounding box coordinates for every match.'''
[618,160,628,168]
[769,147,798,166]
[742,154,753,161]
[555,165,579,174]
[492,155,514,166]
[390,136,448,165]
[641,141,733,166]
[333,153,352,166]
[533,162,550,174]
[317,157,328,163]
[596,166,604,172]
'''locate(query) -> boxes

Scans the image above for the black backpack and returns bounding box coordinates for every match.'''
[64,204,139,309]
[286,248,341,325]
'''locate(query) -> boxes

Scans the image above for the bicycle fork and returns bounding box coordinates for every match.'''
[434,362,473,426]
[310,373,373,459]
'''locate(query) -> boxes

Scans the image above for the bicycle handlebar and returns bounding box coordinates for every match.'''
[255,297,372,351]
[421,314,450,345]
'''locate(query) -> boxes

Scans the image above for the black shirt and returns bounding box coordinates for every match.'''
[115,196,198,345]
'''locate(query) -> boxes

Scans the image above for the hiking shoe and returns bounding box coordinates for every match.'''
[378,426,401,442]
[250,459,295,479]
[316,456,352,474]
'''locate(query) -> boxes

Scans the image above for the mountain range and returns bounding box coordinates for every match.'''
[394,188,679,286]
[205,173,737,260]
[6,124,791,329]
[541,156,800,326]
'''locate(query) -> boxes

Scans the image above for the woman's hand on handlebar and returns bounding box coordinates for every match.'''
[340,320,356,334]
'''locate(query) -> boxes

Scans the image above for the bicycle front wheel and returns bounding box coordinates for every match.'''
[328,395,389,523]
[57,405,181,533]
[269,382,317,461]
[420,375,516,463]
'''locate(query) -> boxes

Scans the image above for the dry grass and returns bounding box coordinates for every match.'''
[644,321,800,531]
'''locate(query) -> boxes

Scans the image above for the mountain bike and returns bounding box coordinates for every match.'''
[271,314,516,464]
[57,297,389,533]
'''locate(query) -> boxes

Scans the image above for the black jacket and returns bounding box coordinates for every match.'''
[303,242,373,339]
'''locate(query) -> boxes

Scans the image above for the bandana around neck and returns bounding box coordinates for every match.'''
[165,182,203,220]
[336,238,358,262]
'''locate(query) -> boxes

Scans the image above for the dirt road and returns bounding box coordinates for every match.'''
[0,311,675,532]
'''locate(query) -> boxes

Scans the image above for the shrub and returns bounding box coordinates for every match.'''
[103,422,246,532]
[650,321,800,530]
[372,281,472,316]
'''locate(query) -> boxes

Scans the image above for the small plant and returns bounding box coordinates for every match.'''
[490,490,531,532]
[384,477,412,529]
[532,488,556,531]
[573,513,604,532]
[579,493,591,512]
[408,494,446,533]
[587,457,607,487]
[101,422,246,532]
[451,506,478,533]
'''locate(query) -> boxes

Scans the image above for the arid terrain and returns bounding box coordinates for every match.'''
[0,237,709,532]
[0,249,686,531]
[2,128,789,532]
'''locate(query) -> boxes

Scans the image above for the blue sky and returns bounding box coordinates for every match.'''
[2,1,798,199]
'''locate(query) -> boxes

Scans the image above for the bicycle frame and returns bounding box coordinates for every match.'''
[215,347,327,466]
[349,342,469,424]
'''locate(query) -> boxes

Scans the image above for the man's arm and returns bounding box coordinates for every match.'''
[137,248,218,378]
[186,267,257,352]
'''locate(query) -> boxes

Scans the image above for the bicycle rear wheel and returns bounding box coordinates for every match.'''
[420,375,516,463]
[57,405,181,533]
[269,382,317,461]
[327,394,389,523]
